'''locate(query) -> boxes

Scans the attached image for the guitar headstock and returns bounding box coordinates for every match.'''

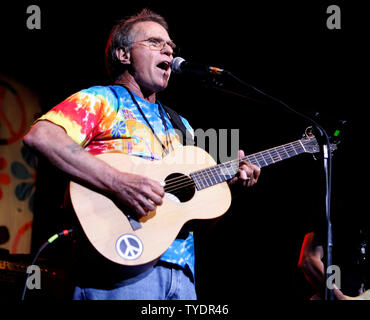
[300,126,338,155]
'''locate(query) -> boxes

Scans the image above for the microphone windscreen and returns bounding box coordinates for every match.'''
[171,57,185,73]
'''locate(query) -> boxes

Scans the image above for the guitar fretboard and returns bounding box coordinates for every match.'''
[190,139,308,190]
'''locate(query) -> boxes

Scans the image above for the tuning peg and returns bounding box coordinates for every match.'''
[304,126,314,138]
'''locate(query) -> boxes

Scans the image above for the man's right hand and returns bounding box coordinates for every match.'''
[23,121,165,220]
[111,172,165,219]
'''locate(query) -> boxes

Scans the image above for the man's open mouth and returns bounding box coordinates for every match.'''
[156,61,170,71]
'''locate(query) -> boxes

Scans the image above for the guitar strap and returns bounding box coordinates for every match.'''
[160,104,194,146]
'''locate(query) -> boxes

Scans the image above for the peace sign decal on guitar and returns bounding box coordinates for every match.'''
[116,234,143,261]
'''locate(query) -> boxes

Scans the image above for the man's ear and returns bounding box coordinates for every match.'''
[116,47,131,65]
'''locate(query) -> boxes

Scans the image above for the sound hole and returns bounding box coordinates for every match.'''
[164,173,195,203]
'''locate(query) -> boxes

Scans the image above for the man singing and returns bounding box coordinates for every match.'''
[23,8,260,300]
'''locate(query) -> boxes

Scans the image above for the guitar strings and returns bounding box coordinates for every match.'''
[163,158,240,187]
[162,139,311,194]
[163,151,284,193]
[163,152,256,187]
[163,170,228,193]
[165,181,196,194]
[163,159,241,193]
[167,139,305,188]
[163,138,305,187]
[163,149,263,190]
[163,153,264,193]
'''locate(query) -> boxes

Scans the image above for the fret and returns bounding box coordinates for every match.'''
[191,173,203,190]
[284,143,297,157]
[218,163,238,180]
[199,173,208,189]
[199,169,209,187]
[252,152,268,168]
[255,153,267,167]
[278,145,290,159]
[264,150,276,164]
[220,165,236,180]
[190,172,206,190]
[191,161,238,190]
[231,162,239,177]
[242,139,309,168]
[201,173,209,189]
[276,149,284,160]
[190,138,315,191]
[247,153,263,167]
[263,151,275,165]
[205,168,218,185]
[246,154,261,167]
[212,168,223,184]
[294,141,306,154]
[269,148,282,162]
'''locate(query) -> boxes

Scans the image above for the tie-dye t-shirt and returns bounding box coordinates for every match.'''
[37,85,195,278]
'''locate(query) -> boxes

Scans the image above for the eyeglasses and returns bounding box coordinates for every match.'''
[130,37,177,55]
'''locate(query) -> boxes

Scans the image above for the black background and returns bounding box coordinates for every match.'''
[1,0,368,302]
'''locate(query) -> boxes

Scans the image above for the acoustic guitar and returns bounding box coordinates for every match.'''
[344,289,370,300]
[69,129,337,267]
[311,288,370,300]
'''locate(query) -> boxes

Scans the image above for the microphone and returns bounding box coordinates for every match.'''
[171,57,228,76]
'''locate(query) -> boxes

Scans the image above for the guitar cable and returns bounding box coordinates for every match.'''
[21,228,75,301]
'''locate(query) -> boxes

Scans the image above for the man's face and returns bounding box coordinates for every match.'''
[127,21,174,94]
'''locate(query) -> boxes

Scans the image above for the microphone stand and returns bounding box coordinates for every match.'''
[204,71,334,300]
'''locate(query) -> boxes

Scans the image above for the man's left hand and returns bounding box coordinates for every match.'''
[229,150,261,188]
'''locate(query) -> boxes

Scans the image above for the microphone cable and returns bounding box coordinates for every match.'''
[21,228,75,301]
[225,70,334,300]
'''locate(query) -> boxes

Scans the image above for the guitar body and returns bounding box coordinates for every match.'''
[344,289,370,300]
[69,131,336,270]
[311,289,370,300]
[69,145,231,267]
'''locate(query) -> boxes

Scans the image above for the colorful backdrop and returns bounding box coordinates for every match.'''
[0,74,41,254]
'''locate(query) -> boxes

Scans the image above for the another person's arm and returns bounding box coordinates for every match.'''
[298,232,346,300]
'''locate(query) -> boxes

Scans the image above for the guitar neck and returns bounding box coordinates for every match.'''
[190,139,308,190]
[244,139,307,168]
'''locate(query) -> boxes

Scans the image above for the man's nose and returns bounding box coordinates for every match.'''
[161,43,173,56]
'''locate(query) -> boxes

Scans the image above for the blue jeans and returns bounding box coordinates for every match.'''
[72,263,197,300]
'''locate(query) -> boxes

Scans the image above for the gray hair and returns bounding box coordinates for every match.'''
[105,8,169,81]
